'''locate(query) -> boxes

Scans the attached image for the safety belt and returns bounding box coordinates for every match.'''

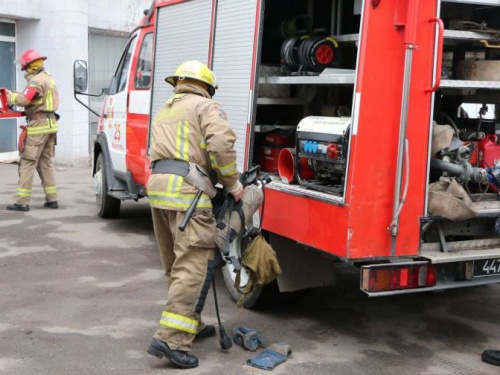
[151,159,189,177]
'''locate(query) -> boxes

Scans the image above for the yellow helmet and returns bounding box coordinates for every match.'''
[165,60,218,96]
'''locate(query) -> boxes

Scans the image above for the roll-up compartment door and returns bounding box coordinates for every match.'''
[150,0,212,123]
[212,0,262,171]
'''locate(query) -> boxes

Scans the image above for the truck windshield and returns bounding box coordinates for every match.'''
[115,35,137,93]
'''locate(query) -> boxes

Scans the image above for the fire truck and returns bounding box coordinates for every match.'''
[70,0,500,306]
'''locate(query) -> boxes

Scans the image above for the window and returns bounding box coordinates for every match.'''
[0,20,16,155]
[0,22,15,37]
[114,36,137,93]
[135,33,153,89]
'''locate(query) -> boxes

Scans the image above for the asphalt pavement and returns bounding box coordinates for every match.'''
[1,162,500,375]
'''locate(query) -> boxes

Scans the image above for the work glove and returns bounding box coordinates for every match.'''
[227,181,243,202]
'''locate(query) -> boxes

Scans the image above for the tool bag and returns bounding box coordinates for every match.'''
[234,234,282,295]
[428,177,478,221]
[18,125,27,152]
[212,184,281,296]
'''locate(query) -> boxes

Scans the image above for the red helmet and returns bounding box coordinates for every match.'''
[18,49,46,71]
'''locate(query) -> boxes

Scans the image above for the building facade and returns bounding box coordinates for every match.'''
[0,0,151,165]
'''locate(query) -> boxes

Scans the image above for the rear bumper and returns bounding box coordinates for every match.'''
[362,274,500,297]
[361,253,500,297]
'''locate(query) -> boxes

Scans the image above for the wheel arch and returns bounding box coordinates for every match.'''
[93,133,115,189]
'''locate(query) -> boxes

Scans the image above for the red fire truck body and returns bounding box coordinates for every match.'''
[75,0,500,303]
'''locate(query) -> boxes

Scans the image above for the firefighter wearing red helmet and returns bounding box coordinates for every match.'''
[146,60,243,369]
[5,49,60,212]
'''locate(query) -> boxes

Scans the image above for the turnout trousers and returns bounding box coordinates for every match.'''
[151,207,216,352]
[16,133,57,205]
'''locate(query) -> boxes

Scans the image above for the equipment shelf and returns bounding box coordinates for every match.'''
[258,70,356,85]
[442,0,500,5]
[333,34,359,43]
[257,97,306,105]
[266,181,344,204]
[254,125,296,132]
[334,30,500,44]
[440,79,500,90]
[443,29,500,42]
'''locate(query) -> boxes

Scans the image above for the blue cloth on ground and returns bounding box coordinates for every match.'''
[247,343,292,371]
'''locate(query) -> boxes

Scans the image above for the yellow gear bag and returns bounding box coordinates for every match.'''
[235,234,282,296]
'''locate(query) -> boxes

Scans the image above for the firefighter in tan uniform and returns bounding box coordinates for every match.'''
[5,49,59,212]
[146,60,243,369]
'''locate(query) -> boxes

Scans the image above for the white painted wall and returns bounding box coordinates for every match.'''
[0,0,151,165]
[89,0,151,31]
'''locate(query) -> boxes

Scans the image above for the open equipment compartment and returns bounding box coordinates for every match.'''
[422,0,500,266]
[252,0,361,199]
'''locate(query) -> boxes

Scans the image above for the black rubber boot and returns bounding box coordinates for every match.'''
[482,350,500,366]
[44,201,58,209]
[7,204,30,212]
[147,338,198,369]
[196,325,216,339]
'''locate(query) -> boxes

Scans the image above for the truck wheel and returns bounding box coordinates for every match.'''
[221,233,278,308]
[94,153,121,218]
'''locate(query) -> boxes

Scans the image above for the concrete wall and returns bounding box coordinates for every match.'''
[89,0,151,31]
[1,0,151,165]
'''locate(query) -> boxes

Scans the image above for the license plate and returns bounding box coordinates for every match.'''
[473,258,500,278]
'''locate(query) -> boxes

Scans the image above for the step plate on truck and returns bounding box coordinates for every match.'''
[420,239,500,263]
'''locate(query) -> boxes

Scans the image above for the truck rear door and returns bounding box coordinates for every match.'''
[150,0,212,121]
[211,0,263,171]
[150,0,263,173]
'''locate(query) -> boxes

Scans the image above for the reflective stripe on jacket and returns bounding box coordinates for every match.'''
[148,174,212,210]
[148,84,239,211]
[8,69,59,135]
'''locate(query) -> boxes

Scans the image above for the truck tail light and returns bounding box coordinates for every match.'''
[362,264,436,293]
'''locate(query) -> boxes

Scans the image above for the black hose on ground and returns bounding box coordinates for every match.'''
[212,278,232,350]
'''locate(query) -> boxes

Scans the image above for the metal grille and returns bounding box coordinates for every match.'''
[212,0,260,172]
[150,0,212,123]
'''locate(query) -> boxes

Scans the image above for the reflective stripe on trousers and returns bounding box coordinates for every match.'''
[17,188,31,198]
[44,186,57,195]
[159,311,198,335]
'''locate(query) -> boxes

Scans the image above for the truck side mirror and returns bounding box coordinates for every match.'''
[73,60,88,93]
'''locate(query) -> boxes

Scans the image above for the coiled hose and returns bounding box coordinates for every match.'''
[281,36,339,72]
